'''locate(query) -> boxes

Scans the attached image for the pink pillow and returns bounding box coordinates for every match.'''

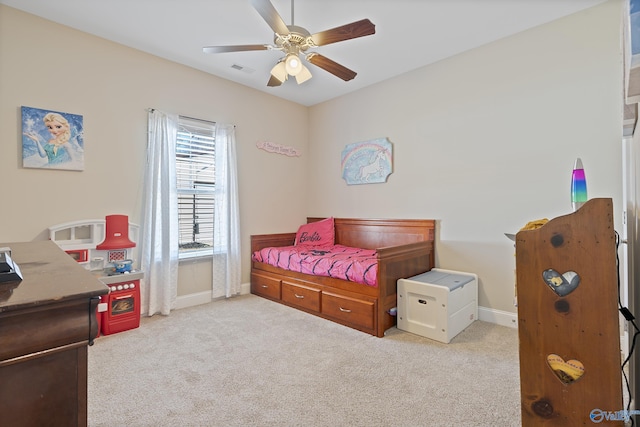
[295,217,335,247]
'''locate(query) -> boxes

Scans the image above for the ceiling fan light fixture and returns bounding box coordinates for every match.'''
[295,64,312,84]
[285,53,302,76]
[270,61,288,83]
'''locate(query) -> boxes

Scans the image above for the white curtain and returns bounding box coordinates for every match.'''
[213,123,241,298]
[141,109,179,316]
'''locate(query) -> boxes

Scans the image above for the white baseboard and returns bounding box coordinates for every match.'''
[174,282,251,310]
[174,290,212,310]
[622,331,629,360]
[240,281,251,295]
[478,306,518,329]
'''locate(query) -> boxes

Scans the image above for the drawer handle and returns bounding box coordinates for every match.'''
[294,293,305,299]
[339,307,352,313]
[261,285,269,288]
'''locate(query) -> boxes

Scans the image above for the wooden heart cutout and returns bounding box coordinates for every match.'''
[542,269,580,297]
[547,354,584,384]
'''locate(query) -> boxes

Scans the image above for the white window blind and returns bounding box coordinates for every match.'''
[176,116,216,256]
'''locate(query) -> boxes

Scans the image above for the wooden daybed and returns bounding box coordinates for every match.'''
[250,218,436,337]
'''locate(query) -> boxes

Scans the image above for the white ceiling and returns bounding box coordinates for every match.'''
[1,0,609,106]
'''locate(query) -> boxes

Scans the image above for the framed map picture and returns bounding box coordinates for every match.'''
[341,137,393,185]
[21,106,84,171]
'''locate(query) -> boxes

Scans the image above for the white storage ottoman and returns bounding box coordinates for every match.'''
[397,268,478,343]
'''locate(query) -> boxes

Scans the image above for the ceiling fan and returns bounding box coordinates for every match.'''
[203,0,375,87]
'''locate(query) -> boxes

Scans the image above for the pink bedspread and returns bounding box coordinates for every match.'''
[252,244,378,287]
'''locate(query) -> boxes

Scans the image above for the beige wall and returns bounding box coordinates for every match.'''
[0,5,309,297]
[0,2,625,315]
[307,1,623,314]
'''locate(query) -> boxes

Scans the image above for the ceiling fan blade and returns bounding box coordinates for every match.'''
[267,75,285,87]
[203,45,269,54]
[306,53,357,81]
[250,0,290,36]
[310,19,375,46]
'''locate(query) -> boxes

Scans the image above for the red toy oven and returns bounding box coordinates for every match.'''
[101,278,141,335]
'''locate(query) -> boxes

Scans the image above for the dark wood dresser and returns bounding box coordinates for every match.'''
[0,241,109,427]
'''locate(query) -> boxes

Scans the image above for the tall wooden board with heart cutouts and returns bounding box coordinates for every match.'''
[515,198,623,426]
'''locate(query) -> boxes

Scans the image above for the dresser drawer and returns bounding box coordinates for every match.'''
[322,292,375,331]
[282,281,321,313]
[251,272,281,300]
[0,299,92,362]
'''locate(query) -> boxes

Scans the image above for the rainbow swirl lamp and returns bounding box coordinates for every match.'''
[571,158,588,212]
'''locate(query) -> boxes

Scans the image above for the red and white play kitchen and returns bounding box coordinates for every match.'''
[49,215,143,336]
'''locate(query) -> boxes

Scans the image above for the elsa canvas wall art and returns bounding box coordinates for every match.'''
[21,106,84,171]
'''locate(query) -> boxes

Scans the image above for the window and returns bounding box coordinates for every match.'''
[176,116,216,258]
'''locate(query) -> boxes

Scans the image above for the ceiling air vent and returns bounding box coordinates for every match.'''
[231,64,255,74]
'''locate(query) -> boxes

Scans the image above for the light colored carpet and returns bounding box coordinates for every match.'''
[88,294,521,427]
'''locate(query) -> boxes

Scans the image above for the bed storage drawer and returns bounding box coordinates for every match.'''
[251,272,281,300]
[322,292,375,331]
[282,281,321,313]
